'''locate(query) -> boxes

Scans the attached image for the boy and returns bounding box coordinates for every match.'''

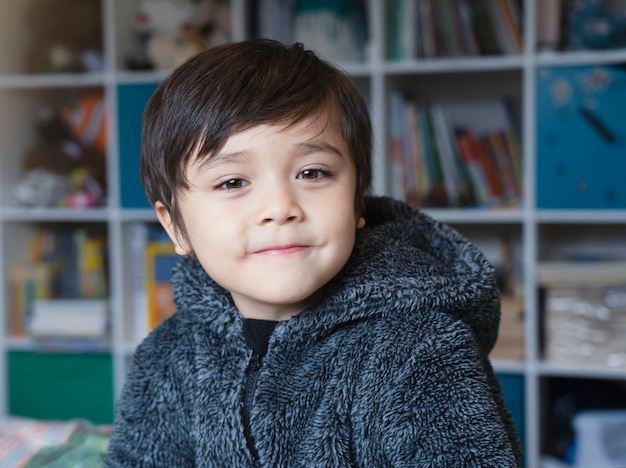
[105,39,522,466]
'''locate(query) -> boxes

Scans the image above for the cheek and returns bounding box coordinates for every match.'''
[192,227,237,284]
[183,211,226,258]
[322,209,359,250]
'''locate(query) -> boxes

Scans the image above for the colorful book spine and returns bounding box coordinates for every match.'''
[8,263,53,336]
[145,241,179,332]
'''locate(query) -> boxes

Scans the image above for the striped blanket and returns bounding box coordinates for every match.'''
[0,417,110,467]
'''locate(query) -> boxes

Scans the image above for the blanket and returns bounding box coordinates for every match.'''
[0,417,110,467]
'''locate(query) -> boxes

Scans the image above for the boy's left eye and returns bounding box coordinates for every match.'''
[297,169,328,180]
[216,178,248,190]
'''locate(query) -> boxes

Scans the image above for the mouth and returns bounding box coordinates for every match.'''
[253,245,309,256]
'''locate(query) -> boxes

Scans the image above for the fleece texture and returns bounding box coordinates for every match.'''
[105,196,522,467]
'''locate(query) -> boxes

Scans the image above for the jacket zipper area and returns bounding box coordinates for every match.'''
[242,350,262,460]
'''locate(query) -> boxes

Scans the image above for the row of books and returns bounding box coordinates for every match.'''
[8,227,108,339]
[7,223,179,344]
[389,91,523,208]
[389,0,523,60]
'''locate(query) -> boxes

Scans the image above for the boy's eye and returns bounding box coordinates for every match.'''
[298,169,328,180]
[217,178,247,190]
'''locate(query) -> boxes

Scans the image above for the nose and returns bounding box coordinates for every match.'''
[256,183,304,225]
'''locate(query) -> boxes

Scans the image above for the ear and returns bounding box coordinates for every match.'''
[357,216,365,229]
[154,201,192,256]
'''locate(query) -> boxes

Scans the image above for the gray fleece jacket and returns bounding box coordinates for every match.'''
[105,196,522,467]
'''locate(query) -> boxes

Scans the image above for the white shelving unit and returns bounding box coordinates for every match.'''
[1,0,625,466]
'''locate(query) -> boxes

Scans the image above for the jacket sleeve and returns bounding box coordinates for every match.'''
[351,313,522,467]
[103,325,196,467]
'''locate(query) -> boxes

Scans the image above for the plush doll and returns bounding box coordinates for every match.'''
[22,0,104,73]
[194,0,232,48]
[127,0,231,71]
[127,0,196,70]
[146,30,206,71]
[14,99,107,208]
[60,94,108,155]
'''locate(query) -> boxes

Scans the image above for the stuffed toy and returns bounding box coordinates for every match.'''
[127,0,231,70]
[60,94,108,155]
[195,0,232,48]
[23,0,104,73]
[14,96,107,208]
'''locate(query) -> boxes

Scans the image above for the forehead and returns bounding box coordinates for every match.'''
[191,109,347,166]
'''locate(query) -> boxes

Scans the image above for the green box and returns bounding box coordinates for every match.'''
[7,351,114,425]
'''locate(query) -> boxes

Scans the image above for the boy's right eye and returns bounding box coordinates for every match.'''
[216,178,247,190]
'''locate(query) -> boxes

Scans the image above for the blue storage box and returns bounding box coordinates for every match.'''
[536,65,626,208]
[117,83,158,209]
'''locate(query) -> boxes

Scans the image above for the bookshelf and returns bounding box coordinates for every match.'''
[1,0,626,465]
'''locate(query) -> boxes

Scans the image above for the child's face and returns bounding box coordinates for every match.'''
[156,115,363,321]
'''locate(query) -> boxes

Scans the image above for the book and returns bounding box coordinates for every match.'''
[7,226,110,341]
[145,240,179,332]
[499,129,523,198]
[456,0,480,55]
[74,230,107,298]
[454,129,491,205]
[404,99,429,205]
[419,102,448,206]
[429,0,447,56]
[471,129,509,204]
[411,103,432,205]
[484,130,520,204]
[391,93,446,206]
[390,0,419,60]
[485,0,515,54]
[438,0,462,56]
[28,299,108,339]
[468,0,501,55]
[497,0,523,53]
[438,97,523,206]
[417,0,436,57]
[389,92,523,208]
[129,223,150,342]
[24,227,108,300]
[8,263,54,337]
[430,103,472,207]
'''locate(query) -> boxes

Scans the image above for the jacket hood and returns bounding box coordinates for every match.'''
[170,196,500,355]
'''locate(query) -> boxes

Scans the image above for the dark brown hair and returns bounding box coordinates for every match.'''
[141,38,372,239]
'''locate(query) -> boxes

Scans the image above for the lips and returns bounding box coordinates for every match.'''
[253,245,309,256]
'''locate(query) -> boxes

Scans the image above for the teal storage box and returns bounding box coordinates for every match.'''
[536,65,626,208]
[497,372,525,462]
[7,351,114,424]
[117,83,158,209]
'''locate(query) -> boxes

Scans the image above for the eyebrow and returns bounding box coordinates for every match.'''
[193,151,250,173]
[191,139,346,175]
[295,141,346,159]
